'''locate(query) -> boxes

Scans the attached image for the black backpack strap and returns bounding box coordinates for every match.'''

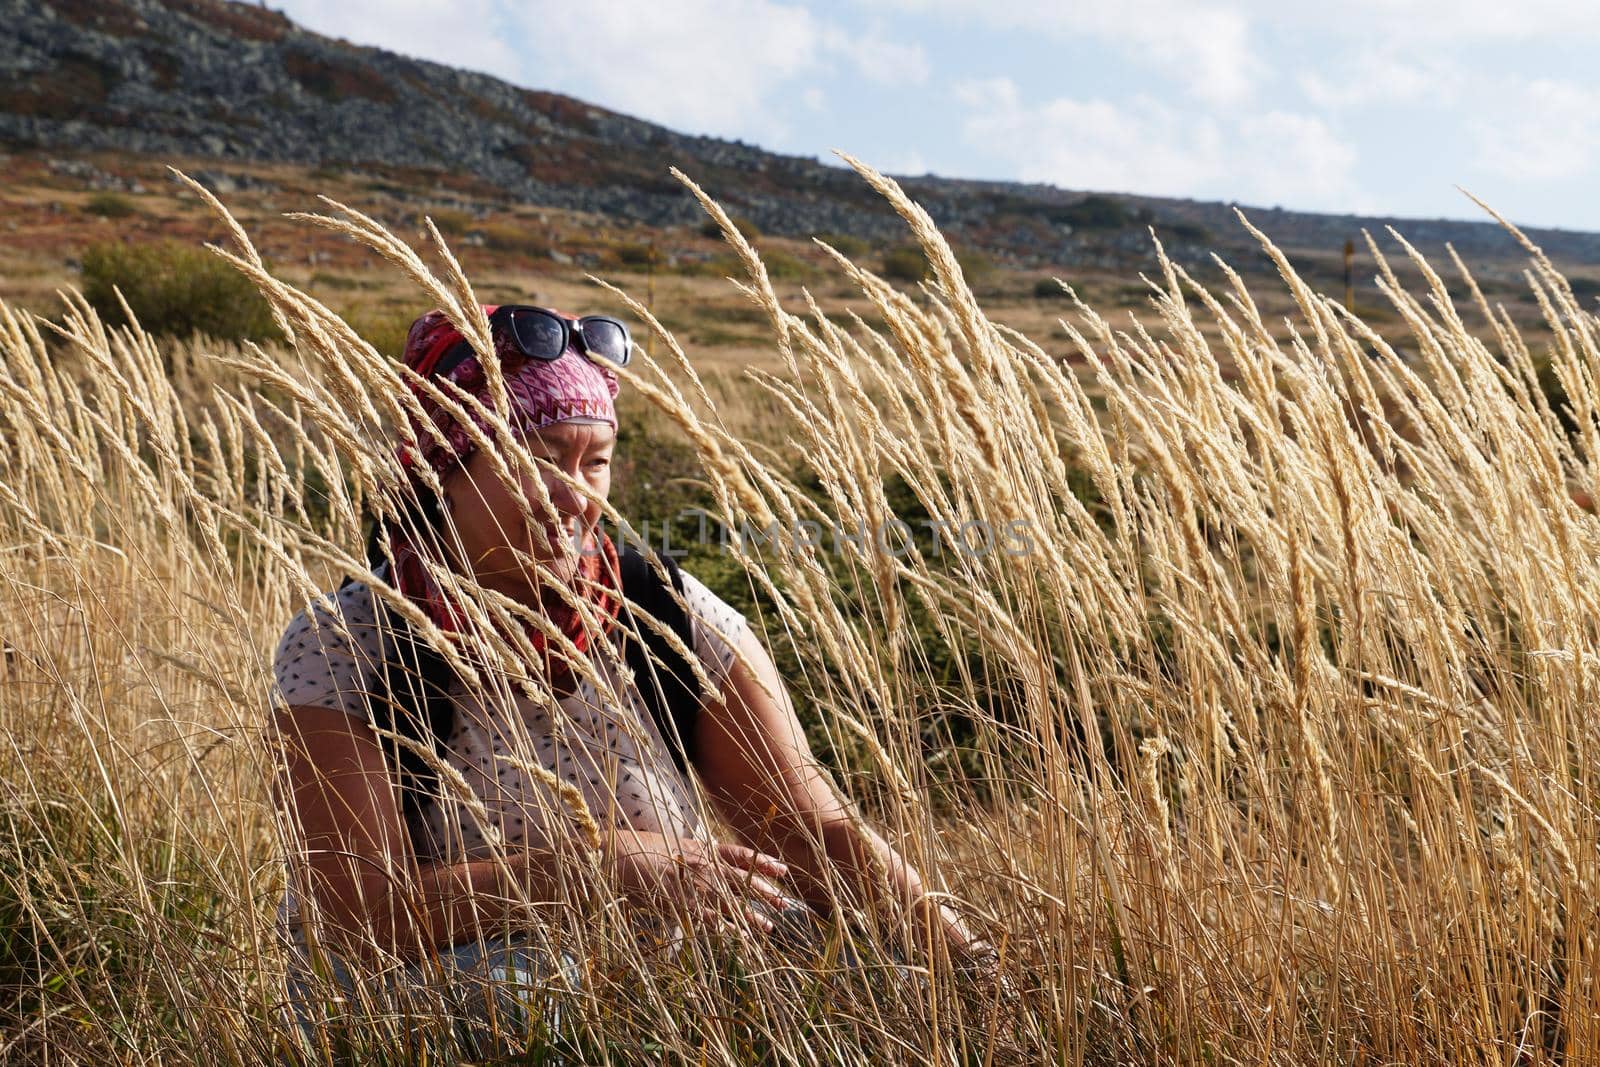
[617,545,705,776]
[349,510,456,851]
[369,594,457,849]
[345,512,706,853]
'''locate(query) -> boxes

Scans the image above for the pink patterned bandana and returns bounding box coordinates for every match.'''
[397,305,621,480]
[388,306,625,688]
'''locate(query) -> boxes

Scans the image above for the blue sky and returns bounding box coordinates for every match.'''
[274,0,1600,231]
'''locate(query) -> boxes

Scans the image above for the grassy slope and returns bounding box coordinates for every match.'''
[4,147,1584,398]
[6,151,1600,1063]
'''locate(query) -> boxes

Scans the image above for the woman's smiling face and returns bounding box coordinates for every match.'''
[438,419,615,605]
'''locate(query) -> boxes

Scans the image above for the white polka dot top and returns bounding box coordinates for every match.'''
[270,563,751,943]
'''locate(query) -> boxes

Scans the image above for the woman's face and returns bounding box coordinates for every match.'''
[438,419,615,606]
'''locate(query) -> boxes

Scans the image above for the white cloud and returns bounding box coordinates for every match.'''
[875,149,929,175]
[860,0,1600,113]
[1329,0,1600,41]
[267,0,1600,227]
[954,76,1018,113]
[954,77,1360,210]
[856,0,1261,104]
[870,0,1600,46]
[279,2,929,145]
[1470,78,1600,183]
[515,1,824,137]
[1121,4,1257,106]
[822,25,931,86]
[1233,111,1364,207]
[274,0,524,83]
[281,0,843,143]
[1298,48,1462,110]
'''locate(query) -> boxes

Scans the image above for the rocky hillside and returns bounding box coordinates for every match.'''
[6,0,1600,274]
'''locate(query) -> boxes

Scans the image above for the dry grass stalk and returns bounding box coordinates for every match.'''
[1,159,1597,1064]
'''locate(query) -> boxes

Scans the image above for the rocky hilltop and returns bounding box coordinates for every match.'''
[6,0,1600,272]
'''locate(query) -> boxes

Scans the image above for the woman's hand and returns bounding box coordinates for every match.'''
[912,895,1000,974]
[606,833,799,934]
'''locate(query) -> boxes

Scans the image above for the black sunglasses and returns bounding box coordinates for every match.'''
[430,305,632,379]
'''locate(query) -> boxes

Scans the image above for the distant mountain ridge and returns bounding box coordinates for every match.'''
[6,0,1600,272]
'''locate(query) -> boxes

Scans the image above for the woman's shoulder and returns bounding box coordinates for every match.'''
[274,577,383,652]
[670,565,751,693]
[272,577,386,717]
[674,567,746,630]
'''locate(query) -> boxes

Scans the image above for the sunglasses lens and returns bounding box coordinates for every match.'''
[579,318,630,366]
[506,309,566,360]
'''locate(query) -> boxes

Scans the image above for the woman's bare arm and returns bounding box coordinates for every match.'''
[270,703,569,962]
[273,702,810,960]
[691,628,983,956]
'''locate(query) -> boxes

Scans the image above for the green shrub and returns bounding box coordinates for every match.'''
[423,207,475,236]
[345,305,417,360]
[815,232,868,259]
[309,270,371,291]
[877,244,989,286]
[1046,195,1133,231]
[82,192,135,219]
[611,242,657,268]
[671,253,742,278]
[762,250,812,281]
[954,247,993,282]
[1033,277,1068,300]
[880,245,929,283]
[80,240,280,342]
[688,323,750,348]
[692,303,768,327]
[1160,220,1210,244]
[478,218,551,259]
[699,215,760,242]
[1567,276,1600,307]
[1115,282,1153,306]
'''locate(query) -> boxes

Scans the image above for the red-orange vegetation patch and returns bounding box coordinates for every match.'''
[314,161,500,201]
[397,71,446,106]
[466,96,527,130]
[503,140,608,187]
[420,170,507,201]
[160,0,290,42]
[607,159,699,198]
[74,151,164,187]
[518,90,598,134]
[141,47,181,90]
[47,0,147,36]
[282,49,398,105]
[8,53,118,120]
[0,156,55,184]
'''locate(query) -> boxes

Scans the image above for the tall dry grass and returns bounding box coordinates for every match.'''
[1,159,1597,1064]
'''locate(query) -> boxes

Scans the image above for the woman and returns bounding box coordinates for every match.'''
[270,304,987,1045]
